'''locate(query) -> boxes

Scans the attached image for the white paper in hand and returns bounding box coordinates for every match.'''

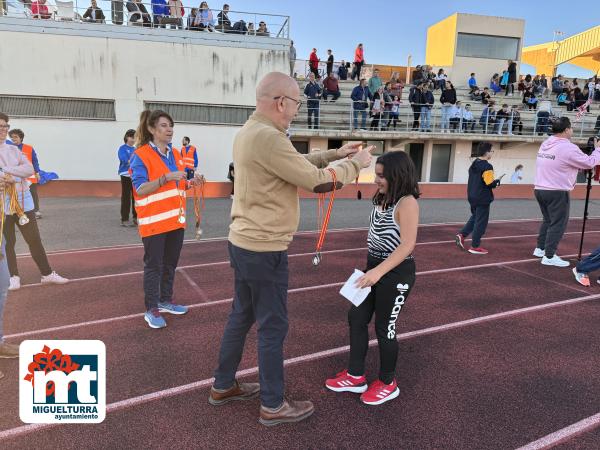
[339,269,372,307]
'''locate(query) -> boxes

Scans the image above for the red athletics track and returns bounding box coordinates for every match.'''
[1,218,600,449]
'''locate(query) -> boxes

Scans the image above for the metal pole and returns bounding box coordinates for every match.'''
[578,169,593,260]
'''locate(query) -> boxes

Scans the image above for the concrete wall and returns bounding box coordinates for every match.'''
[0,19,290,181]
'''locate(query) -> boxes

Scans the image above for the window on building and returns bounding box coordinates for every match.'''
[470,141,482,157]
[0,95,115,120]
[145,102,254,125]
[406,143,424,182]
[430,144,452,182]
[292,141,309,154]
[328,139,343,150]
[456,33,520,60]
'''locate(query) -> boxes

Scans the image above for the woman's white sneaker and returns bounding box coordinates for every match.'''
[41,272,69,285]
[541,255,570,267]
[533,248,545,257]
[8,276,20,291]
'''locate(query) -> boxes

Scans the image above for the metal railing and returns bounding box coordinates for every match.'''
[1,1,290,38]
[291,100,599,138]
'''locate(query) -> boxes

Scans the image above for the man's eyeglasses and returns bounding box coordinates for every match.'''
[274,96,302,110]
[0,125,10,130]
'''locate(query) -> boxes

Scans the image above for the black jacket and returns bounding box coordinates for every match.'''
[409,87,423,105]
[440,89,456,104]
[467,159,499,206]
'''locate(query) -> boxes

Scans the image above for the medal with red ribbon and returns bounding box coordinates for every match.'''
[313,168,338,266]
[193,178,205,240]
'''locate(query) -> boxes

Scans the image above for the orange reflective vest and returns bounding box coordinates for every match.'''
[21,144,38,184]
[180,145,197,170]
[132,144,187,238]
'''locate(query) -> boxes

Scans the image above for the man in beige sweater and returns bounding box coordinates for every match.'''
[209,72,372,425]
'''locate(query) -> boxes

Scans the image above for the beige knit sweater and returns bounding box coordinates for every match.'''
[229,112,361,252]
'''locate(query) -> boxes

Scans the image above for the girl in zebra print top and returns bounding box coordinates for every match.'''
[325,151,420,405]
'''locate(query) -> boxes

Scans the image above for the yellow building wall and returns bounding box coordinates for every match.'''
[425,14,457,67]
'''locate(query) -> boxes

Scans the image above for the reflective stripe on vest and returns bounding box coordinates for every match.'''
[132,144,187,238]
[21,144,38,184]
[181,145,196,169]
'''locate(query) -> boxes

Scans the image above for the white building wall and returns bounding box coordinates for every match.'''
[0,19,290,181]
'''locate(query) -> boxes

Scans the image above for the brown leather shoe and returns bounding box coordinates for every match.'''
[0,343,19,359]
[208,380,260,406]
[259,399,314,426]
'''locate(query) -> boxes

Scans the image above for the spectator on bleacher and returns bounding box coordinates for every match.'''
[288,41,296,77]
[187,7,198,29]
[166,0,185,29]
[151,0,169,28]
[127,0,152,27]
[83,0,105,23]
[595,78,600,101]
[490,74,502,94]
[573,78,579,89]
[382,82,394,128]
[408,82,423,131]
[368,69,382,99]
[8,129,42,219]
[420,84,434,132]
[594,115,600,135]
[552,75,564,95]
[388,96,401,130]
[511,164,524,183]
[505,59,517,96]
[389,72,404,99]
[481,87,491,105]
[523,91,537,110]
[247,22,255,35]
[352,43,364,80]
[217,3,230,32]
[534,75,548,98]
[194,1,215,31]
[462,104,476,133]
[322,73,340,102]
[468,73,478,94]
[370,87,385,131]
[351,79,370,130]
[500,70,509,91]
[31,0,50,19]
[480,101,496,133]
[495,104,512,135]
[557,89,569,107]
[533,118,600,267]
[309,48,319,79]
[337,60,348,80]
[575,87,589,112]
[304,73,321,129]
[411,65,423,86]
[423,66,435,90]
[511,105,523,135]
[449,101,463,132]
[470,88,483,102]
[440,82,457,133]
[435,69,447,91]
[325,50,334,77]
[256,21,269,37]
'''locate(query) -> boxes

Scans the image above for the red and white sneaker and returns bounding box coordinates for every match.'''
[468,247,488,255]
[325,369,368,393]
[360,379,399,405]
[455,234,465,250]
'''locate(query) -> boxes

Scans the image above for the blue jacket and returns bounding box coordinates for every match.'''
[118,144,136,176]
[304,81,322,103]
[130,143,179,191]
[351,85,371,109]
[151,0,168,16]
[468,77,477,88]
[479,107,495,126]
[467,158,499,206]
[338,65,348,80]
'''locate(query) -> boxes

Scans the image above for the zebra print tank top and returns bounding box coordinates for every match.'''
[367,198,411,259]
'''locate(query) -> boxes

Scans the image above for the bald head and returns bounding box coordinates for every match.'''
[256,72,298,102]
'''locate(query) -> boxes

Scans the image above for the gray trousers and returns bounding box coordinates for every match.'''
[214,242,289,408]
[535,189,570,258]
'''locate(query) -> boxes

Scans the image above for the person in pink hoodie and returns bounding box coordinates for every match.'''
[533,117,600,267]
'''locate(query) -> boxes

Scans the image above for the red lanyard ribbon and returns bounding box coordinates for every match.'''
[193,180,205,240]
[313,168,337,266]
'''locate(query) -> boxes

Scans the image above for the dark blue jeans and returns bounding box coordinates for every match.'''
[460,204,490,248]
[141,228,184,310]
[214,243,289,408]
[307,100,320,129]
[576,245,600,274]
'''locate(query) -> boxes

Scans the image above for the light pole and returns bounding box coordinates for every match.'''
[552,30,564,77]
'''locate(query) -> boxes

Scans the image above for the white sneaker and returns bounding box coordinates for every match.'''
[533,248,545,258]
[541,255,570,267]
[41,271,69,285]
[35,211,42,219]
[8,276,20,291]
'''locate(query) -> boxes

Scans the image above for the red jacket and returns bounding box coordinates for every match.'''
[309,52,319,70]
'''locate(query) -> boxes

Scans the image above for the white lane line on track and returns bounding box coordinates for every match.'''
[177,268,209,303]
[501,264,590,295]
[18,216,599,258]
[515,412,600,450]
[4,252,587,339]
[15,230,600,290]
[2,293,599,441]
